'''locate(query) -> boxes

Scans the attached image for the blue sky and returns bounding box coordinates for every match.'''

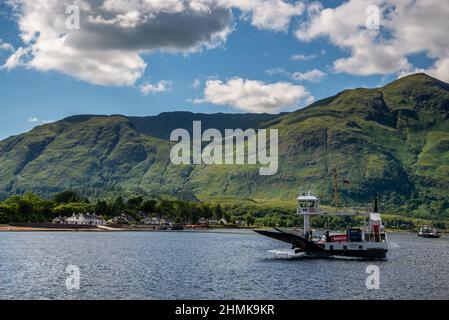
[0,0,445,140]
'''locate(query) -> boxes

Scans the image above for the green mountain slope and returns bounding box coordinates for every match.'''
[180,74,449,217]
[0,73,448,218]
[0,112,280,200]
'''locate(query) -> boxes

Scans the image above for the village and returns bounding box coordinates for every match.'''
[51,212,229,230]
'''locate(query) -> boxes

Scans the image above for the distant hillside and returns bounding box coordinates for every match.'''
[128,112,284,140]
[0,73,448,219]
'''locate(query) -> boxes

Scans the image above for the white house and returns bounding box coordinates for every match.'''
[107,213,136,225]
[53,213,106,226]
[160,218,173,227]
[52,216,66,224]
[143,217,161,225]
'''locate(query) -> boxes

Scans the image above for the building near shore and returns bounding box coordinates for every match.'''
[107,213,136,225]
[160,218,173,227]
[196,218,227,225]
[52,213,106,226]
[52,217,64,224]
[142,217,161,225]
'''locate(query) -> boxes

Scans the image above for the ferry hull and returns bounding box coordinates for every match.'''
[318,249,387,259]
[418,234,441,238]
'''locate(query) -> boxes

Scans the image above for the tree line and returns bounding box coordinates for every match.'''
[1,190,447,230]
[0,191,225,225]
[0,191,306,227]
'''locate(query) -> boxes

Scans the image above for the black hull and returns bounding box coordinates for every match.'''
[418,234,441,238]
[314,249,387,259]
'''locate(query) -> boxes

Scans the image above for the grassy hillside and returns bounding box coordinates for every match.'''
[185,74,449,218]
[0,73,448,219]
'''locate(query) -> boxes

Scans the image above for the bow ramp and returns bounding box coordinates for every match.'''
[254,227,324,253]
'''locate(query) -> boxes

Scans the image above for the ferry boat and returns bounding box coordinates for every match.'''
[418,226,441,238]
[254,191,388,259]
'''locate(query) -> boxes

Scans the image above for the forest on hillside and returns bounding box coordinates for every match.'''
[1,190,448,231]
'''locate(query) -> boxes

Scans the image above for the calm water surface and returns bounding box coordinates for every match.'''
[1,230,448,300]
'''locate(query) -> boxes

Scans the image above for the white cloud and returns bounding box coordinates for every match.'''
[194,77,313,113]
[4,0,233,86]
[219,0,305,32]
[0,39,14,51]
[265,67,290,76]
[139,80,173,95]
[291,69,326,83]
[1,47,29,70]
[290,53,317,61]
[295,0,449,81]
[4,0,305,86]
[28,117,54,124]
[266,67,326,83]
[426,58,449,83]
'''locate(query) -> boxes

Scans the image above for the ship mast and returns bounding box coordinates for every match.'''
[297,190,319,239]
[332,169,341,208]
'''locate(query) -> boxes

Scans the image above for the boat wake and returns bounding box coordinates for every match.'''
[268,249,297,256]
[267,249,316,260]
[388,241,401,249]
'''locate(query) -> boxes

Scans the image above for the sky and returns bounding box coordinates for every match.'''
[0,0,447,140]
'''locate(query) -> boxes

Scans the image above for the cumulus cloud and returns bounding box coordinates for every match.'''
[1,47,29,70]
[265,67,290,76]
[194,77,314,113]
[4,0,233,86]
[139,80,173,95]
[4,0,305,86]
[291,69,326,83]
[290,53,316,61]
[0,39,14,51]
[266,67,326,83]
[295,0,449,81]
[28,117,54,124]
[219,0,305,32]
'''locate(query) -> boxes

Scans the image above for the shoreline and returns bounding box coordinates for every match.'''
[0,224,251,233]
[0,225,110,232]
[1,224,446,234]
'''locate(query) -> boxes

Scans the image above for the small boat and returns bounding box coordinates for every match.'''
[254,191,388,259]
[418,226,441,238]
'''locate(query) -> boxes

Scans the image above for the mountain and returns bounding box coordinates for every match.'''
[0,112,281,200]
[0,73,448,218]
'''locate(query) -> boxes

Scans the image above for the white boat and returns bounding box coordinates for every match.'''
[254,191,388,259]
[418,226,441,238]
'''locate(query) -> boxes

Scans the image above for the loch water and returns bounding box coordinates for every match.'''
[1,230,448,300]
